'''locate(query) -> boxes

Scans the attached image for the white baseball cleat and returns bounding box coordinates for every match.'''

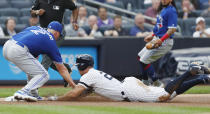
[14,90,37,102]
[4,96,19,102]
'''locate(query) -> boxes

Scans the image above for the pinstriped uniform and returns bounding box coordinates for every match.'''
[122,77,169,102]
[78,68,125,101]
[78,68,170,102]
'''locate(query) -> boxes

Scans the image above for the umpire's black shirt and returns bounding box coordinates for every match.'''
[31,0,77,28]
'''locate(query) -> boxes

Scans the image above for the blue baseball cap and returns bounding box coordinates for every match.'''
[47,21,63,36]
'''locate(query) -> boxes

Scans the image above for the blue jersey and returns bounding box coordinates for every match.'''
[12,26,62,64]
[153,5,177,38]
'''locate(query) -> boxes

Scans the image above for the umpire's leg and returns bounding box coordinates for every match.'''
[41,54,72,73]
[41,54,53,71]
[41,54,72,87]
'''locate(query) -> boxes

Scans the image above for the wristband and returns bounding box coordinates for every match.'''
[160,33,169,41]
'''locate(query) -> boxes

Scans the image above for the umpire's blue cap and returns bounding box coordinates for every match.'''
[47,21,63,36]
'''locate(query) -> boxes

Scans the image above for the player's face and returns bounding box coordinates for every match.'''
[161,0,172,5]
[54,31,60,40]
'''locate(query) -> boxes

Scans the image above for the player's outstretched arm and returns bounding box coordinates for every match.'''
[46,85,86,101]
[55,63,76,88]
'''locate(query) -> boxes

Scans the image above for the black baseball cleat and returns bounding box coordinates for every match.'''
[200,65,210,74]
[189,63,204,75]
[198,74,210,84]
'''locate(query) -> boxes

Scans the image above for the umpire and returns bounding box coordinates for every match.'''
[30,0,79,87]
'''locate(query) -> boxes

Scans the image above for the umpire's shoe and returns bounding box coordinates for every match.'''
[14,90,37,102]
[189,63,205,75]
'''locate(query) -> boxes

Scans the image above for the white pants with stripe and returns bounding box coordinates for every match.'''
[138,37,174,64]
[122,77,170,102]
[3,40,49,93]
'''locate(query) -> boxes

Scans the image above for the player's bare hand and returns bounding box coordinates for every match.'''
[144,34,154,42]
[47,96,58,101]
[38,9,45,16]
[72,22,79,31]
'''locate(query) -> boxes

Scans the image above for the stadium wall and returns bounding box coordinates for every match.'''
[0,37,209,85]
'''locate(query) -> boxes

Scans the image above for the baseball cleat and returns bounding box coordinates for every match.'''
[199,74,210,84]
[35,96,43,101]
[189,63,204,75]
[14,90,37,102]
[200,65,210,74]
[142,79,151,86]
[207,74,210,83]
[153,80,164,88]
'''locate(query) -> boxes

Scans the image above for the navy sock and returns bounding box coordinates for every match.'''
[175,75,209,94]
[138,56,158,81]
[139,61,148,80]
[145,65,157,82]
[165,71,191,94]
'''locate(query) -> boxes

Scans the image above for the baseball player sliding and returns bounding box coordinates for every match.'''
[137,0,178,86]
[2,21,76,102]
[46,54,210,102]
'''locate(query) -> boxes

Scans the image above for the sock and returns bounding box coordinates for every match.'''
[138,57,157,81]
[164,71,191,94]
[138,56,148,80]
[175,74,209,94]
[145,64,158,82]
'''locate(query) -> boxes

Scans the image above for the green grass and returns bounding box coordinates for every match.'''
[0,87,71,97]
[185,85,210,94]
[0,85,210,98]
[0,104,210,114]
[1,86,210,114]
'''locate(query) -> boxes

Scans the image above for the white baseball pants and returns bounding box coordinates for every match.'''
[122,77,169,102]
[138,37,174,64]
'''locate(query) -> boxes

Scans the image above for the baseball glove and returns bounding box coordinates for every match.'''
[146,39,162,50]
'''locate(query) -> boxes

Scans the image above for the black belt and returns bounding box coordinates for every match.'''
[16,42,25,48]
[121,91,130,102]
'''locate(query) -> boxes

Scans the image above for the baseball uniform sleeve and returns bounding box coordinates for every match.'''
[65,0,77,10]
[47,43,63,64]
[167,9,177,28]
[78,73,95,89]
[31,0,40,10]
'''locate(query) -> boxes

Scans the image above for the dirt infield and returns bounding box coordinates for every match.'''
[1,94,210,107]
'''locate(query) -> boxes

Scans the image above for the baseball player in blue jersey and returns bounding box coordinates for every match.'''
[2,21,76,102]
[137,0,178,86]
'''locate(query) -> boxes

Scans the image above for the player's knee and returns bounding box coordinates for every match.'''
[43,71,50,81]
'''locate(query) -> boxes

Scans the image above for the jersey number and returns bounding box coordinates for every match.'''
[100,72,113,80]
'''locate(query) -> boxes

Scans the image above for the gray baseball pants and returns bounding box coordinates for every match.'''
[3,40,49,93]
